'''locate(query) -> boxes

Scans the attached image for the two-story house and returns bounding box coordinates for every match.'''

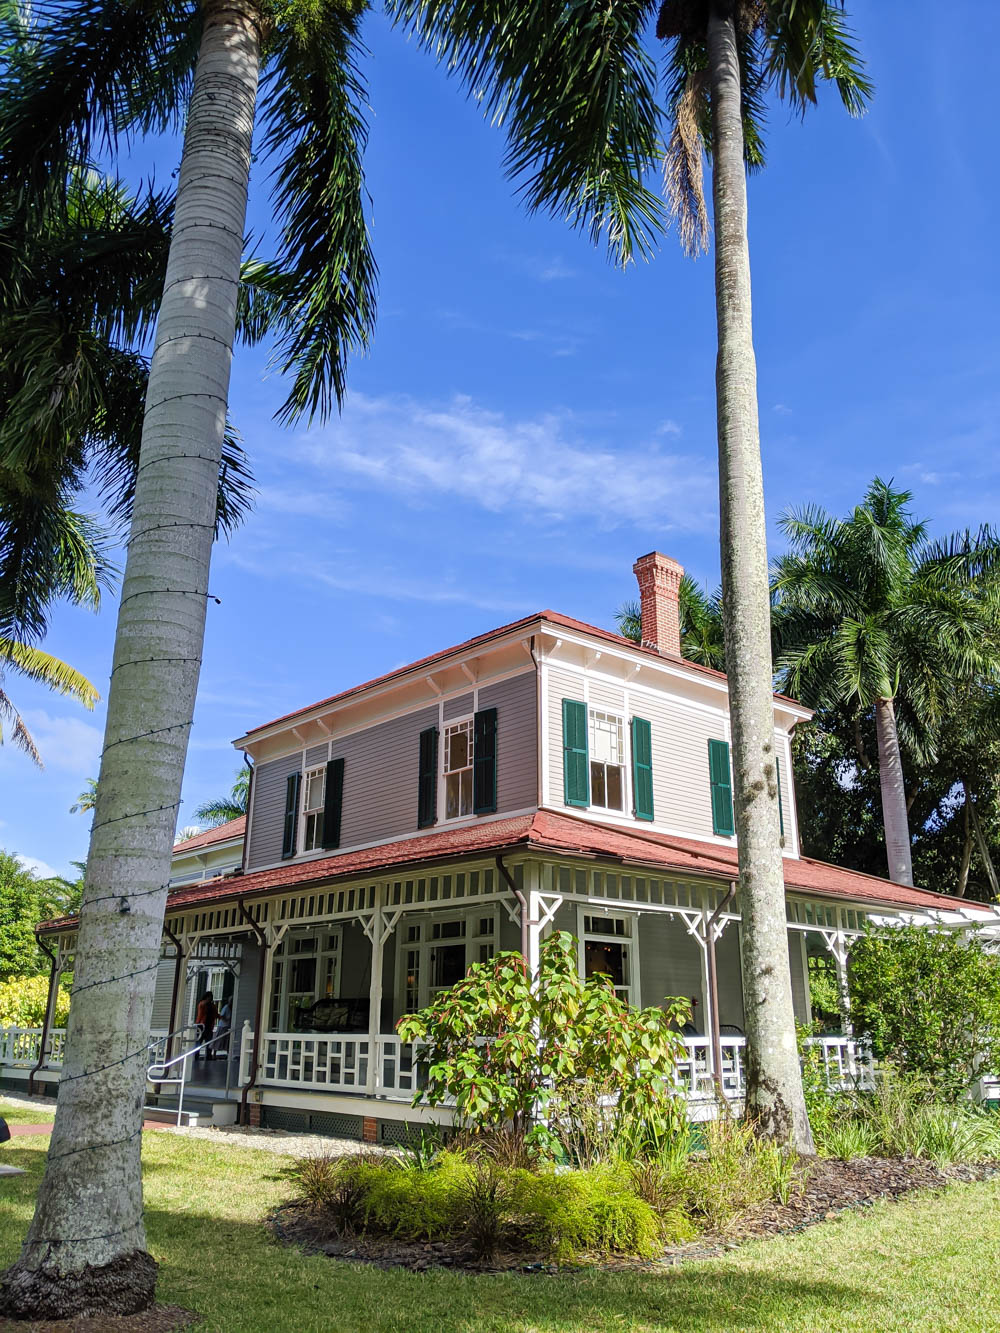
[23,552,997,1137]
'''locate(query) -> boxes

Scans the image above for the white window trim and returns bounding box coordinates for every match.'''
[587,706,631,816]
[299,763,327,854]
[395,908,497,1013]
[576,906,640,1006]
[439,713,476,824]
[269,925,343,1030]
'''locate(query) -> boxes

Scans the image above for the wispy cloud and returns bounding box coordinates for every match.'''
[280,393,713,533]
[226,548,527,614]
[492,248,578,283]
[0,710,103,774]
[772,403,793,416]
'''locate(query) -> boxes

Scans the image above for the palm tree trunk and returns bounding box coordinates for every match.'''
[0,3,261,1318]
[706,2,812,1151]
[957,788,973,897]
[873,695,913,885]
[967,783,1000,900]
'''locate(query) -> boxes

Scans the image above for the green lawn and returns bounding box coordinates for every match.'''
[0,1097,55,1124]
[1,1110,999,1333]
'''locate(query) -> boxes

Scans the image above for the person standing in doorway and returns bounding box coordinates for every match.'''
[215,997,232,1060]
[195,991,217,1060]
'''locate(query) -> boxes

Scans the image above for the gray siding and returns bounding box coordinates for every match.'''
[336,704,440,848]
[246,750,303,869]
[479,671,537,812]
[638,914,707,1025]
[305,743,328,767]
[443,692,474,721]
[246,673,538,869]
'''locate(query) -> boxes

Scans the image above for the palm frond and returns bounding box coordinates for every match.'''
[0,682,41,764]
[389,0,665,266]
[764,0,872,117]
[257,3,377,422]
[0,636,98,706]
[0,0,200,210]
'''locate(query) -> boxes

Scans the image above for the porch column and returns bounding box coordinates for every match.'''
[820,921,853,1036]
[366,887,385,1096]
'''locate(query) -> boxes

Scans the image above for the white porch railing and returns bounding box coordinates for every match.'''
[0,1026,167,1073]
[230,1028,875,1104]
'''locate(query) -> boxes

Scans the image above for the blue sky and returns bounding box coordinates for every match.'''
[3,0,998,878]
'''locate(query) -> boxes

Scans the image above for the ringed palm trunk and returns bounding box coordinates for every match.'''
[0,2,261,1317]
[706,2,812,1151]
[873,695,913,885]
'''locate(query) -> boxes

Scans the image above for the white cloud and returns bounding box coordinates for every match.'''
[282,393,714,534]
[772,403,793,416]
[16,854,61,880]
[0,710,103,774]
[656,419,683,437]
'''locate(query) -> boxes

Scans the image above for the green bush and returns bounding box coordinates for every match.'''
[397,931,690,1161]
[811,1067,1000,1164]
[0,974,70,1028]
[849,924,1000,1098]
[361,1153,472,1239]
[511,1166,668,1261]
[292,1153,391,1234]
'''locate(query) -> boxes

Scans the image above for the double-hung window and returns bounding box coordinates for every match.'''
[301,766,326,851]
[589,709,625,812]
[443,719,474,819]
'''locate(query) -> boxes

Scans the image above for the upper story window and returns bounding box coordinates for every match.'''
[589,710,625,811]
[443,719,474,819]
[301,766,326,851]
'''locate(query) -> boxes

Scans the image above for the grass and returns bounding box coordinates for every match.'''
[0,1096,55,1124]
[1,1106,999,1332]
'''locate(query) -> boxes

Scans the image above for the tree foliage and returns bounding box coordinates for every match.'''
[397,931,691,1153]
[0,850,78,980]
[192,766,250,828]
[849,924,1000,1099]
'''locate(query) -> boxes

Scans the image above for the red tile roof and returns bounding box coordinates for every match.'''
[146,810,993,920]
[236,611,808,742]
[172,816,246,853]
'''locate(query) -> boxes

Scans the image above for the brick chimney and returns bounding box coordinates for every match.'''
[632,552,684,658]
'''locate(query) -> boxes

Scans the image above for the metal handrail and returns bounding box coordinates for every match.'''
[145,1026,231,1126]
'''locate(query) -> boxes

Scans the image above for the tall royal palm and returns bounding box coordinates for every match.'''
[0,0,661,1316]
[644,0,871,1150]
[772,478,1000,887]
[398,0,870,1150]
[0,0,375,1315]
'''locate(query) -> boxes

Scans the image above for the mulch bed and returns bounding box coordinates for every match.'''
[0,1306,198,1333]
[270,1156,999,1275]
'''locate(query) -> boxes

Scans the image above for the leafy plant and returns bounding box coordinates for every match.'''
[0,974,70,1028]
[361,1154,472,1241]
[291,1153,388,1236]
[397,931,690,1158]
[849,925,1000,1098]
[681,1119,802,1232]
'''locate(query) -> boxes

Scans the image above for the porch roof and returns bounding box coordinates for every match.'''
[172,816,246,853]
[38,810,991,934]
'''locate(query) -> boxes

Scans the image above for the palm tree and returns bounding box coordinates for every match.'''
[0,640,99,765]
[0,159,254,648]
[69,778,99,815]
[0,2,660,1315]
[772,478,1000,888]
[615,576,726,670]
[193,766,250,827]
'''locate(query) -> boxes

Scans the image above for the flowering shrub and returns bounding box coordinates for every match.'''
[396,930,690,1158]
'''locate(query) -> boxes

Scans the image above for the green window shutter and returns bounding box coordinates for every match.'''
[473,707,498,815]
[708,739,735,837]
[776,755,785,838]
[630,716,654,821]
[281,771,301,859]
[562,699,589,808]
[322,757,345,850]
[417,726,439,829]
